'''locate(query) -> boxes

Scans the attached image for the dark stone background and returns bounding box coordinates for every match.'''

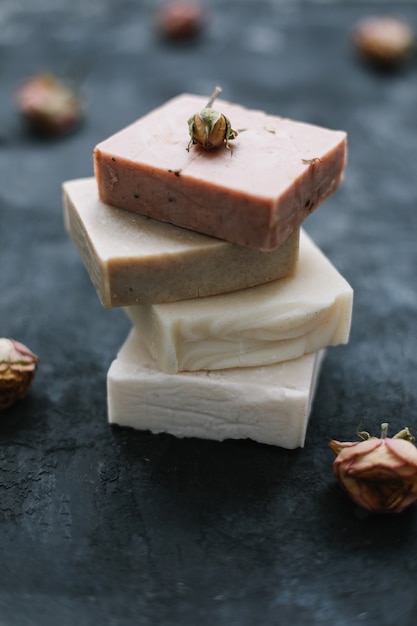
[1,1,417,624]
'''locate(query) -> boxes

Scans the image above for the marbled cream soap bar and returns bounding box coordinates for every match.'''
[94,93,347,250]
[125,230,353,374]
[63,177,299,307]
[107,330,325,449]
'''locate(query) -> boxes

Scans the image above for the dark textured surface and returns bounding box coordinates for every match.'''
[1,1,417,625]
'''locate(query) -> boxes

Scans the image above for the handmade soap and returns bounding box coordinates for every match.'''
[107,329,325,449]
[94,93,347,250]
[125,230,353,373]
[63,177,299,307]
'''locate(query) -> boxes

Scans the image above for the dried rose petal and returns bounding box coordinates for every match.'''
[352,16,415,68]
[0,338,39,410]
[330,425,417,513]
[15,73,83,136]
[156,2,206,41]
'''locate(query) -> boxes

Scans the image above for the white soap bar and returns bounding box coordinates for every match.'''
[63,177,299,308]
[125,230,353,373]
[107,329,325,449]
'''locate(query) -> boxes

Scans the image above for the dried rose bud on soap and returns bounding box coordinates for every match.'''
[0,338,39,410]
[352,16,415,68]
[329,424,417,514]
[15,73,83,136]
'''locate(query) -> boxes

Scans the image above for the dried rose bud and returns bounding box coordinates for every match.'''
[15,73,83,136]
[329,424,417,514]
[187,86,238,151]
[156,2,206,41]
[352,16,415,68]
[0,338,39,411]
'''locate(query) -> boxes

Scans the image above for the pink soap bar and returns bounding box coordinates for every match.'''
[94,94,347,250]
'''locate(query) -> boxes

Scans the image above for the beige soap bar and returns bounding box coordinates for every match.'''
[125,230,353,373]
[63,177,299,307]
[107,329,325,449]
[94,93,347,250]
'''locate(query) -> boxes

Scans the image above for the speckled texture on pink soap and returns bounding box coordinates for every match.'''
[94,94,347,250]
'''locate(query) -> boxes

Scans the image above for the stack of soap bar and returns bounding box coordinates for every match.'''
[64,92,351,449]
